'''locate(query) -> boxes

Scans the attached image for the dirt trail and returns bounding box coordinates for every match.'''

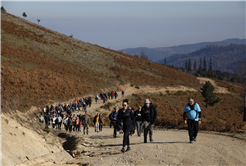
[197,77,230,93]
[64,127,246,166]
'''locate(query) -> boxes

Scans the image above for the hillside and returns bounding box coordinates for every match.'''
[162,44,246,73]
[121,38,246,62]
[1,11,200,111]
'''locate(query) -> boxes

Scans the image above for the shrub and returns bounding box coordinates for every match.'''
[131,84,134,87]
[43,126,50,133]
[135,86,140,89]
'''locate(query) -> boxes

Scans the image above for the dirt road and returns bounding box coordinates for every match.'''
[65,127,246,166]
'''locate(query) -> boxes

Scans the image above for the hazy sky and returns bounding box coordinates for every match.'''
[1,1,245,50]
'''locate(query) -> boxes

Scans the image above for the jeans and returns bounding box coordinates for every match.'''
[144,122,153,142]
[122,125,133,147]
[136,121,143,136]
[95,123,99,132]
[187,119,199,141]
[83,124,89,134]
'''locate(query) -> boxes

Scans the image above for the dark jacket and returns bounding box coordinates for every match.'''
[134,109,143,121]
[141,103,157,124]
[117,108,135,127]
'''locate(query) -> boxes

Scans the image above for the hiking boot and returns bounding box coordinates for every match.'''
[150,138,153,142]
[190,140,193,144]
[126,147,130,152]
[113,135,116,138]
[194,137,197,141]
[121,147,125,153]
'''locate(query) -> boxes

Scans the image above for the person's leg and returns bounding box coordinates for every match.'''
[143,122,149,143]
[83,126,85,134]
[86,125,89,134]
[193,121,199,140]
[149,124,153,141]
[187,119,194,142]
[96,123,99,132]
[139,121,143,136]
[136,121,140,136]
[113,122,117,137]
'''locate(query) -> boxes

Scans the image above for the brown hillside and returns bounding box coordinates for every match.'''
[1,11,245,133]
[1,11,201,111]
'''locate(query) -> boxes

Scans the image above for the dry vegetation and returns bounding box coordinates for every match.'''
[1,11,245,132]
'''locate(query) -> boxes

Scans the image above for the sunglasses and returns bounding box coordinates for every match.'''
[123,104,127,106]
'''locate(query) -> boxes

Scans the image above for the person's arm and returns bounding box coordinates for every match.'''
[183,112,186,120]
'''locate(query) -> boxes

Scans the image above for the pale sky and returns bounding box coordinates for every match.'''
[1,1,245,50]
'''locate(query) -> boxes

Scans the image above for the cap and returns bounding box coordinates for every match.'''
[138,106,142,109]
[145,99,150,104]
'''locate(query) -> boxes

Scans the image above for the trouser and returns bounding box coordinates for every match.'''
[65,124,68,131]
[52,123,55,129]
[187,119,199,141]
[99,123,103,131]
[111,96,113,99]
[136,121,143,136]
[69,125,72,132]
[83,124,89,134]
[144,122,153,142]
[112,122,117,136]
[96,100,98,104]
[122,125,133,147]
[95,123,99,132]
[76,126,80,132]
[58,122,62,129]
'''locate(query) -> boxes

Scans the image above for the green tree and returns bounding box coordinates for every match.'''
[200,81,221,108]
[203,57,207,72]
[188,58,192,72]
[164,57,166,65]
[140,51,149,61]
[1,6,6,12]
[199,58,202,73]
[194,59,197,71]
[22,12,27,19]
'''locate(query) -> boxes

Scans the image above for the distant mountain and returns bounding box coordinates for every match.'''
[121,38,246,62]
[163,44,246,73]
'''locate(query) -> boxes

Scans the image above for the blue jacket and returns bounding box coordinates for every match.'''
[184,103,201,121]
[110,111,118,123]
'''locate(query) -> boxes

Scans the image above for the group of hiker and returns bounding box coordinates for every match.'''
[39,91,202,153]
[98,91,124,104]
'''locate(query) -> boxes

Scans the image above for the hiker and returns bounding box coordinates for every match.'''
[117,99,135,152]
[77,102,81,113]
[83,102,87,112]
[67,115,73,133]
[88,97,92,107]
[110,106,119,138]
[74,115,81,133]
[142,99,157,143]
[103,94,106,104]
[82,111,90,135]
[39,114,44,123]
[93,113,102,132]
[108,93,111,100]
[72,114,76,131]
[45,114,50,126]
[134,106,143,136]
[99,113,104,131]
[183,97,201,143]
[52,115,57,130]
[64,115,69,131]
[95,95,99,104]
[111,91,114,99]
[57,114,63,130]
[122,91,124,97]
[114,91,118,99]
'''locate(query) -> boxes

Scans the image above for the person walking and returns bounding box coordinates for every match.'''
[52,115,57,130]
[63,115,69,131]
[142,99,157,143]
[95,95,99,104]
[117,99,135,153]
[114,91,118,99]
[57,114,63,130]
[93,113,101,133]
[109,106,119,138]
[134,106,143,136]
[183,97,201,143]
[82,111,90,135]
[74,115,81,133]
[99,113,104,131]
[67,115,73,133]
[83,102,87,112]
[122,91,124,97]
[111,91,114,100]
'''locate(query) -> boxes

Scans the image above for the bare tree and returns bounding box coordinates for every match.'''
[140,51,149,61]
